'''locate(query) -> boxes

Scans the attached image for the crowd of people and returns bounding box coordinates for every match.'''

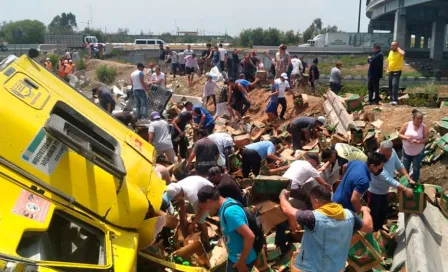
[327,40,406,106]
[88,42,418,272]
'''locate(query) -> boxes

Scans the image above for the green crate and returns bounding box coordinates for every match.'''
[398,184,426,214]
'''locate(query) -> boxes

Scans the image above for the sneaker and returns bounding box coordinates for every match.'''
[392,101,398,105]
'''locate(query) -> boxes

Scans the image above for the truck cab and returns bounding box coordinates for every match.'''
[0,54,165,271]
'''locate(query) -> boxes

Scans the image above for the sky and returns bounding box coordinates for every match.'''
[2,0,369,36]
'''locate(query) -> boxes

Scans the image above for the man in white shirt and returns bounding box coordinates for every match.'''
[218,43,228,72]
[184,45,194,57]
[208,132,234,172]
[149,66,166,88]
[178,50,185,76]
[163,175,213,242]
[274,73,290,120]
[148,111,176,163]
[290,55,303,86]
[130,63,149,120]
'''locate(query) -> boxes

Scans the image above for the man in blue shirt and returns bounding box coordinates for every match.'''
[367,140,414,231]
[332,152,387,212]
[192,106,215,135]
[197,186,257,272]
[242,138,282,178]
[265,75,279,122]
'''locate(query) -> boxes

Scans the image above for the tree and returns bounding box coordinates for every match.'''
[302,24,315,43]
[239,29,252,47]
[321,25,339,34]
[48,12,77,33]
[313,18,323,33]
[282,30,297,45]
[1,20,45,43]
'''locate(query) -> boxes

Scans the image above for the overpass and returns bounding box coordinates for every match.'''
[366,0,448,62]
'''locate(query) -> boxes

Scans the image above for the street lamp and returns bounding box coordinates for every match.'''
[358,0,362,33]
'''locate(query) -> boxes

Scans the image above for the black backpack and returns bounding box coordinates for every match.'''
[222,201,266,255]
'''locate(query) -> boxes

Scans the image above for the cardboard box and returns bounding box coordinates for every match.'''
[253,247,269,272]
[234,134,251,150]
[173,159,189,181]
[251,127,267,141]
[345,94,363,113]
[255,201,288,234]
[331,133,348,145]
[256,71,268,81]
[424,184,443,205]
[348,232,382,272]
[385,131,402,148]
[437,191,448,218]
[280,148,295,161]
[302,139,318,150]
[252,175,290,202]
[398,184,426,214]
[294,94,309,109]
[209,243,228,268]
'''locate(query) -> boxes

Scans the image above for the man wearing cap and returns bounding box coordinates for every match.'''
[321,143,368,177]
[197,186,257,272]
[148,111,177,164]
[44,58,53,71]
[187,129,219,177]
[131,63,149,120]
[274,73,291,120]
[164,175,213,242]
[288,116,326,150]
[92,86,116,113]
[366,140,414,231]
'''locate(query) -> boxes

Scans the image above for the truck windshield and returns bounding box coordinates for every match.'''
[91,37,98,43]
[0,55,18,73]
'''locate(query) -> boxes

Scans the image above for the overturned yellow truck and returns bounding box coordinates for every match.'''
[0,54,170,271]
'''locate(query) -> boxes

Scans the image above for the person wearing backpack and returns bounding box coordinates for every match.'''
[198,186,262,272]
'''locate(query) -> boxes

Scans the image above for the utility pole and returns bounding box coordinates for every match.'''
[357,0,362,33]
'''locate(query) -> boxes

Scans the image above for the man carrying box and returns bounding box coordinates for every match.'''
[280,186,373,272]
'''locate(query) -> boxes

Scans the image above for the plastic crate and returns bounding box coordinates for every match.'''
[124,85,172,115]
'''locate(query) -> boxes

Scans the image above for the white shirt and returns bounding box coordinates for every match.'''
[283,160,320,189]
[184,49,194,57]
[208,133,234,167]
[291,58,303,75]
[65,52,71,59]
[218,48,227,61]
[151,72,166,88]
[179,176,213,206]
[131,69,145,90]
[274,79,290,98]
[178,52,185,64]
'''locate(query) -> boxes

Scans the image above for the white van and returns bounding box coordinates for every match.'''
[134,39,168,48]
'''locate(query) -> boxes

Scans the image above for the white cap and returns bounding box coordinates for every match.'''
[317,116,326,125]
[281,73,288,80]
[165,183,182,201]
[46,58,50,61]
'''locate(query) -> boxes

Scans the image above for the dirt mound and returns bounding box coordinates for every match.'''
[86,59,135,85]
[168,74,212,97]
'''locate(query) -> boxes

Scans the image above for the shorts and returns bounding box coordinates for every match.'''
[265,101,278,114]
[180,64,186,72]
[186,67,195,75]
[230,99,243,112]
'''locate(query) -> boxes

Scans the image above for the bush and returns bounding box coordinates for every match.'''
[47,53,60,73]
[95,64,117,85]
[75,58,87,70]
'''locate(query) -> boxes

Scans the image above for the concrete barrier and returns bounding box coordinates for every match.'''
[324,90,355,136]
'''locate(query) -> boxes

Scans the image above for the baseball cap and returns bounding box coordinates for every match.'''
[69,59,73,63]
[317,116,326,125]
[137,63,145,69]
[197,185,218,203]
[281,73,288,80]
[46,58,50,61]
[165,183,182,202]
[151,111,161,120]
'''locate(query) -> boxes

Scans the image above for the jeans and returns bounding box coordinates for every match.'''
[242,149,262,178]
[402,150,424,182]
[288,124,304,150]
[134,89,148,119]
[388,71,402,102]
[368,76,381,103]
[220,60,225,71]
[277,97,287,119]
[365,191,389,231]
[329,82,342,94]
[226,260,255,272]
[171,63,178,77]
[172,135,189,159]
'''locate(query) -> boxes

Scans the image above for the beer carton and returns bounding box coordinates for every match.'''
[398,184,426,214]
[348,232,382,272]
